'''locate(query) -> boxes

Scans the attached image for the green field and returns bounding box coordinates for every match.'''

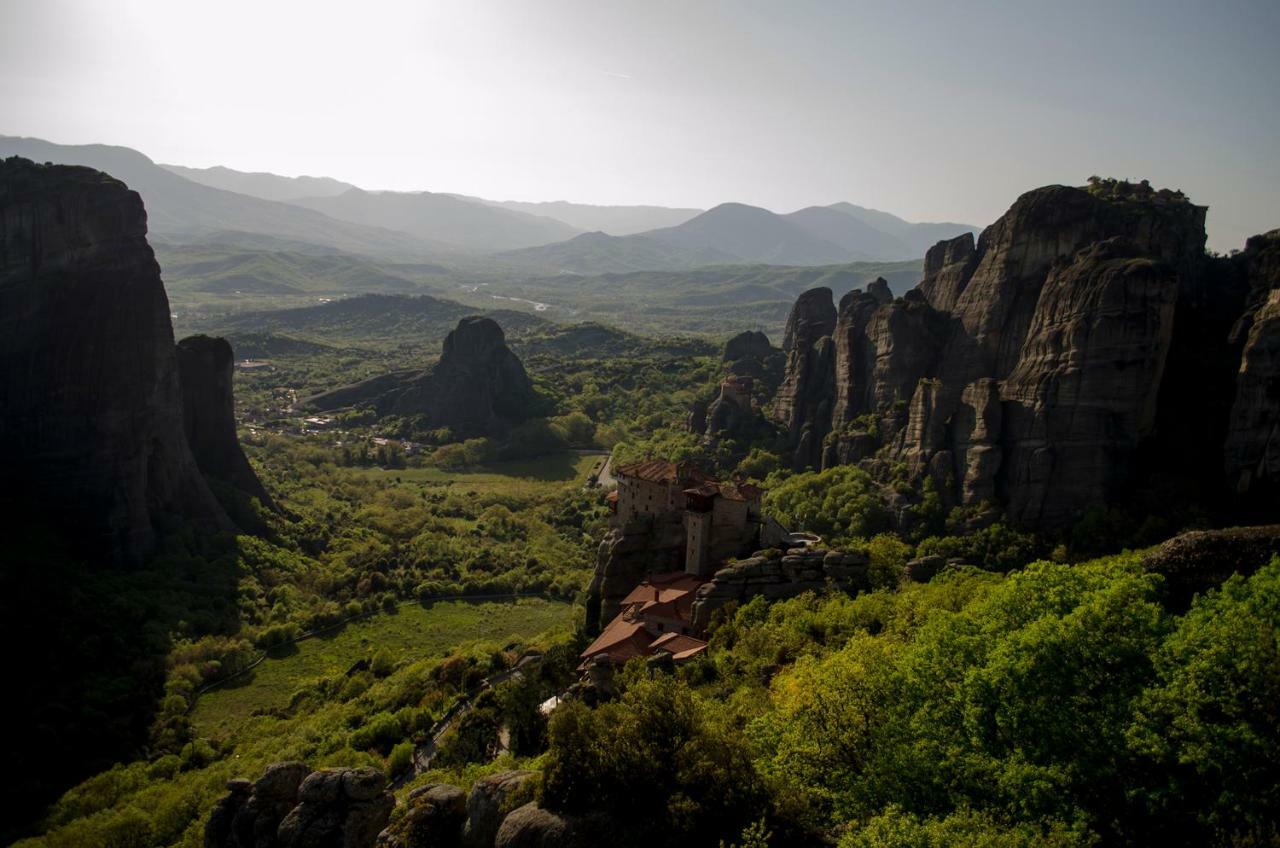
[191,597,574,738]
[354,452,605,494]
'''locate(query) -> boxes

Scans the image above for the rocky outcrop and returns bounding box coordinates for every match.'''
[177,334,274,509]
[206,764,394,848]
[723,330,773,362]
[770,181,1280,528]
[781,287,836,353]
[463,771,536,848]
[278,768,395,848]
[775,288,838,467]
[306,317,538,438]
[1224,230,1280,501]
[689,547,870,630]
[377,784,467,848]
[493,804,579,848]
[1141,525,1280,611]
[585,516,686,634]
[376,780,575,848]
[689,332,782,450]
[0,156,229,564]
[917,232,978,312]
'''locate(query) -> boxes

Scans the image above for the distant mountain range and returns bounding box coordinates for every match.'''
[155,152,977,264]
[288,188,582,252]
[0,136,443,259]
[447,195,702,236]
[2,135,978,272]
[499,201,978,274]
[160,163,356,201]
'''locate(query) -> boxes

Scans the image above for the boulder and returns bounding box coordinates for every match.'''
[377,783,467,848]
[277,767,394,848]
[905,555,946,583]
[493,804,577,848]
[463,771,536,848]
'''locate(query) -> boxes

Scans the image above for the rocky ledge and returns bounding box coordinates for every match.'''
[690,546,871,630]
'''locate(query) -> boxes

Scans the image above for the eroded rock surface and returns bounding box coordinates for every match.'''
[585,517,688,634]
[1224,230,1280,502]
[277,768,395,848]
[770,181,1278,527]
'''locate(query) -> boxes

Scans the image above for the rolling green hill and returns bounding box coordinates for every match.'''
[199,293,549,350]
[466,259,924,338]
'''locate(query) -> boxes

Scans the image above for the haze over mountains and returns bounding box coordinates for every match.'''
[3,136,975,262]
[0,136,443,259]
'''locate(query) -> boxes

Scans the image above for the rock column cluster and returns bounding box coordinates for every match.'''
[772,182,1279,526]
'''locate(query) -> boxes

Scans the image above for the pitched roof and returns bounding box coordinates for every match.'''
[582,572,709,666]
[620,572,705,609]
[615,458,714,485]
[650,632,710,661]
[579,617,655,665]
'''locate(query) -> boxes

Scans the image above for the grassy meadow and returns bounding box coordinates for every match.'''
[191,597,574,739]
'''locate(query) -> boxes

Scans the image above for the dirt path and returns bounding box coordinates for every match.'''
[400,653,543,784]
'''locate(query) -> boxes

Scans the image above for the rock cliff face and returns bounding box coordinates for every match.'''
[0,156,229,564]
[585,515,687,633]
[773,181,1276,527]
[176,334,274,508]
[773,287,838,469]
[1224,230,1280,500]
[306,316,537,437]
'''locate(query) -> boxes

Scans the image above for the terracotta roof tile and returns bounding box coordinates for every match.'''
[615,458,715,485]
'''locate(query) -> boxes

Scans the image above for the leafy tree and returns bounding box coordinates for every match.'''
[1128,557,1280,845]
[542,674,769,847]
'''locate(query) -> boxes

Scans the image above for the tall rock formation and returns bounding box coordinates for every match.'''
[773,287,838,469]
[305,316,538,437]
[176,334,274,509]
[0,156,229,564]
[1224,230,1280,501]
[772,180,1276,528]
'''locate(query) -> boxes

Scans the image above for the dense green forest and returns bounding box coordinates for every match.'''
[20,539,1278,846]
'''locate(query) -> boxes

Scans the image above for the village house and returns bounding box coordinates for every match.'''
[578,572,709,668]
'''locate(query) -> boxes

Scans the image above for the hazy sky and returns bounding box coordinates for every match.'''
[3,0,1277,250]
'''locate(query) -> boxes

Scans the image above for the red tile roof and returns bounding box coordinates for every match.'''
[580,617,655,665]
[581,572,709,666]
[650,632,710,661]
[615,458,715,485]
